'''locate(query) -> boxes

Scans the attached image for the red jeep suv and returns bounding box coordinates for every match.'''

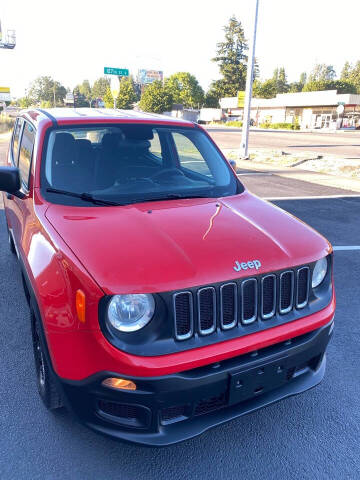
[0,109,335,446]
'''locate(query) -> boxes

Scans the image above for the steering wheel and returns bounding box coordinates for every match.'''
[148,168,185,181]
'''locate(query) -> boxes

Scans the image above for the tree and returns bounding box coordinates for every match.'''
[332,80,357,94]
[18,96,33,108]
[104,88,114,108]
[302,79,356,94]
[206,79,230,103]
[289,72,307,93]
[341,61,351,80]
[339,61,360,92]
[139,81,173,113]
[28,76,66,106]
[252,78,277,98]
[78,80,93,107]
[92,77,110,100]
[73,85,89,107]
[274,67,289,93]
[204,90,220,107]
[165,72,204,108]
[299,72,307,85]
[308,64,336,82]
[250,67,289,99]
[289,82,303,93]
[211,15,249,97]
[116,77,137,109]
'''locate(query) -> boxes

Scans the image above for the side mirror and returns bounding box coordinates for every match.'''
[0,167,21,194]
[228,159,237,172]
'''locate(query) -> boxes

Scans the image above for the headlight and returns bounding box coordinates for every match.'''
[107,294,155,332]
[312,258,328,288]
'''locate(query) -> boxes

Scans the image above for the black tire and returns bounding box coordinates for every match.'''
[5,220,16,255]
[31,312,63,410]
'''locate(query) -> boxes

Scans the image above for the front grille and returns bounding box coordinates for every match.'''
[198,287,216,334]
[98,400,151,428]
[194,392,227,416]
[280,271,294,314]
[161,405,187,424]
[98,401,139,419]
[173,292,193,340]
[173,265,311,341]
[296,267,310,308]
[241,279,257,324]
[261,274,276,319]
[220,283,237,329]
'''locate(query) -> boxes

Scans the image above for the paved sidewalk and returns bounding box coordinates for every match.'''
[235,157,360,196]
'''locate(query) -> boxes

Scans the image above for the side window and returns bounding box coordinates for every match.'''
[172,132,211,176]
[149,130,162,161]
[18,122,36,189]
[12,118,23,165]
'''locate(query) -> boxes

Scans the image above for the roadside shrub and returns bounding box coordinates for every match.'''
[260,122,300,130]
[225,120,243,127]
[0,116,15,134]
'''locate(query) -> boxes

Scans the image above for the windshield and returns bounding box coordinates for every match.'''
[41,124,240,206]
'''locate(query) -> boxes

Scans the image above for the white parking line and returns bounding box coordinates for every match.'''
[265,194,360,200]
[237,172,273,176]
[333,246,360,251]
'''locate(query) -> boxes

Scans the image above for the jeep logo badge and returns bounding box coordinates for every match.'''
[233,259,261,272]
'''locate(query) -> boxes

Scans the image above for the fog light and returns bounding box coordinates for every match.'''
[102,378,136,391]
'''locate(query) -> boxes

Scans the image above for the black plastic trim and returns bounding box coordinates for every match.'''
[59,319,334,446]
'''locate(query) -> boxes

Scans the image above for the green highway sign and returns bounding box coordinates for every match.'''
[104,67,129,76]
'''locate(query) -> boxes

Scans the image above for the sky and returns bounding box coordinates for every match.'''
[1,0,360,98]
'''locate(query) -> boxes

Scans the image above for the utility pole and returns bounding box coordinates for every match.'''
[240,0,260,159]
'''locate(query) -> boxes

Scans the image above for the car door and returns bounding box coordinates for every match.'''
[9,120,36,260]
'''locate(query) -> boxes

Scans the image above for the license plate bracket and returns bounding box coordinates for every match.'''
[228,361,291,406]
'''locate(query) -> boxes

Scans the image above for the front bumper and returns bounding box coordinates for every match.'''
[60,319,334,446]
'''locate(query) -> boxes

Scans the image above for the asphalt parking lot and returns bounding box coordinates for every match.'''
[0,132,359,479]
[0,194,359,480]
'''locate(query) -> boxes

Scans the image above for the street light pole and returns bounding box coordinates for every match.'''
[240,0,260,159]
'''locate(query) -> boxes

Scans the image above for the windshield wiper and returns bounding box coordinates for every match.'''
[46,187,125,206]
[134,193,211,203]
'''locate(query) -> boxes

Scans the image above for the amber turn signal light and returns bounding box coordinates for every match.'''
[102,378,137,391]
[76,289,86,323]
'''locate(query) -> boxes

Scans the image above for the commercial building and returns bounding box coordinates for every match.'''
[220,90,360,129]
[0,87,11,110]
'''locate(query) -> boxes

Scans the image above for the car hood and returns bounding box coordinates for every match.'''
[44,191,331,294]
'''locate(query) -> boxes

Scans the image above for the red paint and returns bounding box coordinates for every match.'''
[3,109,336,382]
[48,294,335,380]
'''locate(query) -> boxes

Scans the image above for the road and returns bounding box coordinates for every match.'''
[1,196,359,480]
[0,137,8,166]
[0,134,360,479]
[206,127,360,158]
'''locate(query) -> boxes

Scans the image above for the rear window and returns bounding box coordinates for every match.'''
[42,124,240,206]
